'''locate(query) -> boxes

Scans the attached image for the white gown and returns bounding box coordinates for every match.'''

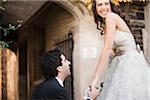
[97,31,150,100]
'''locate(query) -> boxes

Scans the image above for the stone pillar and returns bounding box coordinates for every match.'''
[0,49,19,100]
[144,2,150,63]
[73,15,104,100]
[0,49,2,100]
[7,49,19,100]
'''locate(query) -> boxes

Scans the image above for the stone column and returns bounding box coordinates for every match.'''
[144,2,150,63]
[0,49,2,100]
[7,49,19,100]
[73,15,104,100]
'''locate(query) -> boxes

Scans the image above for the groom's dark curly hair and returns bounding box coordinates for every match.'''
[40,49,63,80]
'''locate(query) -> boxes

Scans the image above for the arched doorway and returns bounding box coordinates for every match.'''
[18,1,82,99]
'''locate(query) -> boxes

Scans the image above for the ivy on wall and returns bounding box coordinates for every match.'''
[0,22,22,48]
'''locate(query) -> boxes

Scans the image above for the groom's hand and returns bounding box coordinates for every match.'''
[87,86,100,100]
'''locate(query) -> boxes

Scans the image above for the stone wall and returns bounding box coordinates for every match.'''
[120,2,145,50]
[45,3,76,50]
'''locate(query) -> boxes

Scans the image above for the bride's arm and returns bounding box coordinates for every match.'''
[90,13,118,87]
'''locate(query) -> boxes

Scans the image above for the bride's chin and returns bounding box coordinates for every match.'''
[99,14,106,18]
[100,15,106,18]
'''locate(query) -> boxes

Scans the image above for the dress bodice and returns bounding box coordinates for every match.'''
[113,31,137,52]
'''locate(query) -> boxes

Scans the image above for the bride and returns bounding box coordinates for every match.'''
[86,0,150,100]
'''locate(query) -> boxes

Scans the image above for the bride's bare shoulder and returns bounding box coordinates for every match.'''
[106,12,120,19]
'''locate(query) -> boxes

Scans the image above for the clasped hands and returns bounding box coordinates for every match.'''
[84,85,100,100]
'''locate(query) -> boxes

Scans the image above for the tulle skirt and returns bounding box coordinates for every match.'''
[97,50,150,100]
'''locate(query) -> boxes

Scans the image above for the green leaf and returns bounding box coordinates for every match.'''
[0,41,9,48]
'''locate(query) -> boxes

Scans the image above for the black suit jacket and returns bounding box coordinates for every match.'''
[31,78,69,100]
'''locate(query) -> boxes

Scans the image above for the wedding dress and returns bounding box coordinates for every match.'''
[97,31,150,100]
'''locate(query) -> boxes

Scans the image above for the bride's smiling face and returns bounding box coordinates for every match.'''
[95,0,112,18]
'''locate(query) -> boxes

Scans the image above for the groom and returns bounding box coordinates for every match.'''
[31,49,71,100]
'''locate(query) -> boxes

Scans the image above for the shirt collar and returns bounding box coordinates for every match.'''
[55,77,64,87]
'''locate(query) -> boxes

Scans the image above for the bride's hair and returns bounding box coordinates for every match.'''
[92,0,129,35]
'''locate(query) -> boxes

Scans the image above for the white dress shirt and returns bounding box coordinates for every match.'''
[55,77,64,87]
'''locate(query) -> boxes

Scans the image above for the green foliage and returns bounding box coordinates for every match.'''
[0,41,9,48]
[0,22,22,36]
[0,0,7,10]
[0,21,22,48]
[0,0,22,48]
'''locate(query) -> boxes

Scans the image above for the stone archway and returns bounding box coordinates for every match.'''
[18,1,99,99]
[43,1,85,100]
[52,1,100,100]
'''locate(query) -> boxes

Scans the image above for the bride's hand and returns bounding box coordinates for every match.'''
[87,85,100,100]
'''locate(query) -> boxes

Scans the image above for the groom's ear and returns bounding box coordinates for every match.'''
[57,66,62,72]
